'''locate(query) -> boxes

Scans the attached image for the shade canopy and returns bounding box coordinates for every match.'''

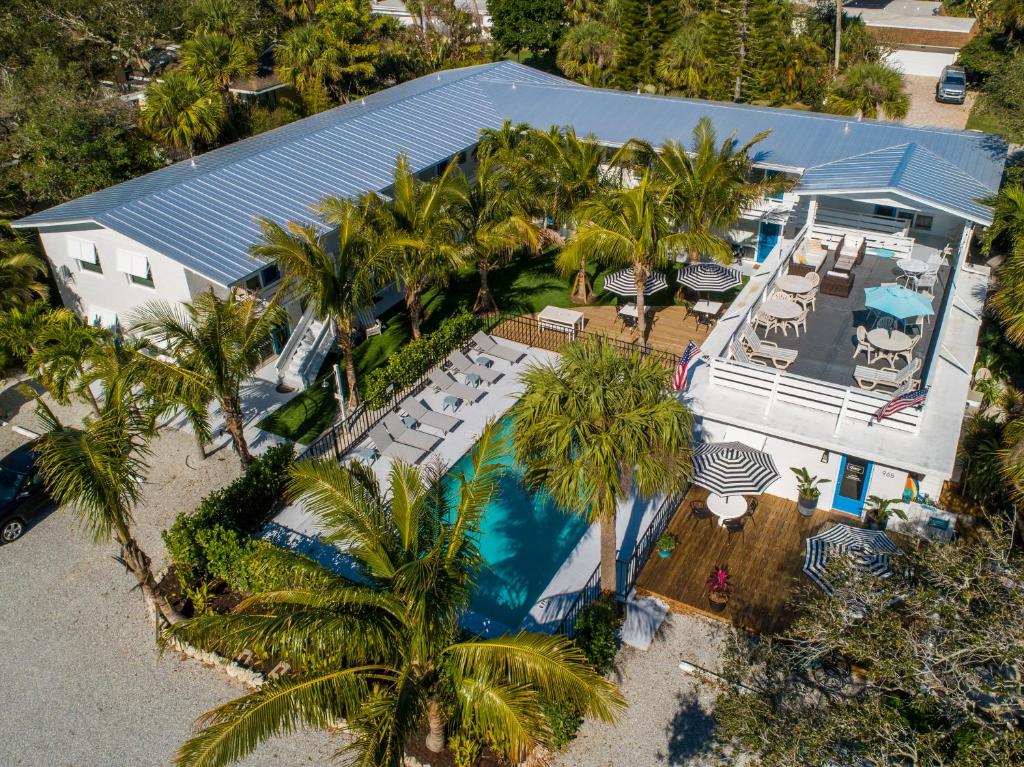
[864,285,935,321]
[691,441,780,496]
[602,267,669,297]
[678,263,742,293]
[803,524,899,595]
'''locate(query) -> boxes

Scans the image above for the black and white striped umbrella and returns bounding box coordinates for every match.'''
[691,441,780,496]
[803,524,899,595]
[602,267,669,297]
[678,263,742,293]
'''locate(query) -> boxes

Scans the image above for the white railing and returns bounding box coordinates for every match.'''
[814,207,908,235]
[274,305,316,380]
[710,357,922,434]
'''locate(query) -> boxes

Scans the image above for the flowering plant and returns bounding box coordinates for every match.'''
[706,565,730,597]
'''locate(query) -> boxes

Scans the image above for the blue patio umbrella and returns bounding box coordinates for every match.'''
[863,286,935,321]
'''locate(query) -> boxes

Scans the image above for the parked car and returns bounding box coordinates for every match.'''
[935,65,967,104]
[0,440,49,544]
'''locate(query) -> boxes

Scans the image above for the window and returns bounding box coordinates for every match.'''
[874,205,896,218]
[70,238,102,273]
[116,249,154,288]
[913,214,934,231]
[243,264,281,291]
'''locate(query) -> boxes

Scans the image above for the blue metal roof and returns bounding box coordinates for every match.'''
[796,143,996,225]
[14,62,1005,284]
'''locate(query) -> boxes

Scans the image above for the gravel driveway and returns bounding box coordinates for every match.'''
[0,382,337,767]
[902,75,975,131]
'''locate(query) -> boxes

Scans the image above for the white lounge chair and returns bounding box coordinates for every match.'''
[400,397,460,433]
[449,350,502,384]
[854,358,921,391]
[368,424,426,464]
[731,339,763,367]
[471,331,525,363]
[383,412,441,452]
[739,325,797,370]
[428,369,485,403]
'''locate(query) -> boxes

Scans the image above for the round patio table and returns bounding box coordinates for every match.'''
[775,274,813,295]
[867,328,912,366]
[761,297,802,321]
[706,493,748,528]
[896,258,927,276]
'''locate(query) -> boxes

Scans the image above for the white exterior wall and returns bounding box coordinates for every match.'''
[816,196,964,238]
[37,225,224,327]
[701,418,923,514]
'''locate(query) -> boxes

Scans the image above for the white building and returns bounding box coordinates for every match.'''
[13,62,1006,516]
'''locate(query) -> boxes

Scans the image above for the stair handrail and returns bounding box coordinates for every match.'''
[275,305,318,379]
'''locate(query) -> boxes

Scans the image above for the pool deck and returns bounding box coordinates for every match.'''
[271,338,668,637]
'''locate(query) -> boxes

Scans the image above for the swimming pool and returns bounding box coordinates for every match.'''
[442,414,591,630]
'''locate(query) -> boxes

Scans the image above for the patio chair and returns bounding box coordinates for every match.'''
[786,307,809,337]
[731,339,764,367]
[383,412,441,452]
[449,350,502,385]
[916,273,938,293]
[471,331,526,363]
[752,310,777,336]
[368,423,427,464]
[428,369,486,403]
[747,499,758,516]
[854,357,921,391]
[690,500,713,521]
[900,333,922,364]
[805,272,821,290]
[853,326,872,361]
[401,397,461,434]
[794,288,817,312]
[739,325,797,370]
[821,270,854,297]
[724,515,747,543]
[875,315,897,332]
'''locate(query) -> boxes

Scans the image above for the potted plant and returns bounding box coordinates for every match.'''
[863,495,907,530]
[791,466,830,516]
[706,565,730,611]
[656,532,678,558]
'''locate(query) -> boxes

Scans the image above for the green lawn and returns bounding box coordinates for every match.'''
[258,251,694,443]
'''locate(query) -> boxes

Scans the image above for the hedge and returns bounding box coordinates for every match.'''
[361,308,480,409]
[163,443,295,589]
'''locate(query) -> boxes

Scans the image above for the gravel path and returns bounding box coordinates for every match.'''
[554,612,733,767]
[0,378,337,767]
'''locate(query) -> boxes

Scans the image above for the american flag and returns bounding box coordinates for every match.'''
[673,341,703,392]
[874,386,928,422]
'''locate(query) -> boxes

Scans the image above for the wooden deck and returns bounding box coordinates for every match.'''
[575,305,710,357]
[636,487,852,635]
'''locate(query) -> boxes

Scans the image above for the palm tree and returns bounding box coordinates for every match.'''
[531,127,613,304]
[986,186,1024,344]
[991,0,1024,41]
[512,339,693,595]
[250,198,385,406]
[140,71,226,157]
[560,174,691,338]
[181,32,255,92]
[477,120,533,166]
[275,24,341,113]
[185,0,250,37]
[0,227,48,312]
[648,116,786,266]
[655,27,716,97]
[128,289,286,469]
[373,155,465,339]
[452,154,540,315]
[826,62,909,120]
[33,403,183,625]
[0,302,55,372]
[26,309,108,414]
[557,21,617,87]
[166,422,623,766]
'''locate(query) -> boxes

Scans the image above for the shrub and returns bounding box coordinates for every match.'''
[956,32,1012,86]
[362,308,480,409]
[573,599,620,674]
[163,443,295,588]
[541,699,583,750]
[448,733,482,767]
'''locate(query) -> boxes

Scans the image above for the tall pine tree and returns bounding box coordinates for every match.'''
[743,0,793,103]
[698,2,742,101]
[614,0,680,89]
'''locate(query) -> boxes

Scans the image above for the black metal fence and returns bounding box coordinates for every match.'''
[555,564,602,639]
[615,487,687,599]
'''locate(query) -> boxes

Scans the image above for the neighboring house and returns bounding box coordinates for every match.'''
[13,61,1006,512]
[845,0,978,76]
[370,0,491,30]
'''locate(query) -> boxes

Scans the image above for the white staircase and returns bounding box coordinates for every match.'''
[276,307,335,390]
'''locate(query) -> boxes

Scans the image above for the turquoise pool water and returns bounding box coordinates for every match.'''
[442,415,591,629]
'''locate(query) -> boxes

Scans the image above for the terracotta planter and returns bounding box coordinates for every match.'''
[797,495,818,516]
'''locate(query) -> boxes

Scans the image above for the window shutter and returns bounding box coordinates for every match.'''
[71,238,98,264]
[116,250,150,278]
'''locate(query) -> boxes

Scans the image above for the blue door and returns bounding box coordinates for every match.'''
[755,222,782,262]
[832,455,873,516]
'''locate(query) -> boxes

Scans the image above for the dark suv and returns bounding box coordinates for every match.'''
[935,65,967,104]
[0,440,49,544]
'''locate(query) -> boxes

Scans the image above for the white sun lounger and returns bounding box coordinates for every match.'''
[368,423,426,464]
[401,397,461,433]
[382,412,441,452]
[471,331,525,363]
[449,350,502,384]
[428,369,485,403]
